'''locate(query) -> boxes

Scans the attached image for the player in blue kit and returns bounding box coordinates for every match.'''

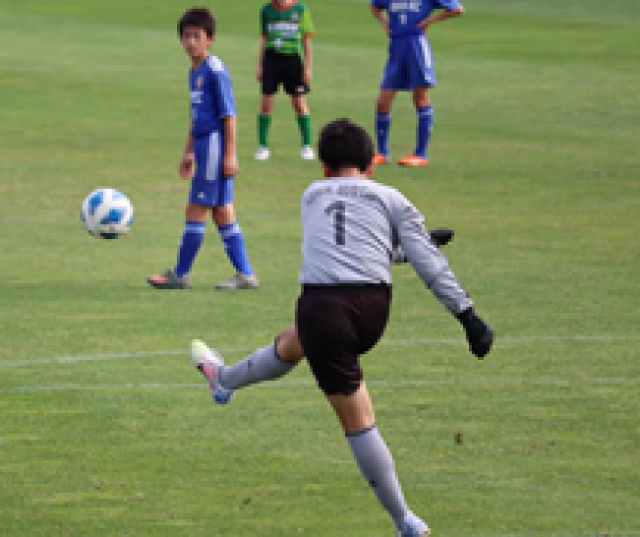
[371,0,464,167]
[148,8,259,290]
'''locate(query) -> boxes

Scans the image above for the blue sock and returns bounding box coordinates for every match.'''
[175,221,207,277]
[415,105,433,159]
[376,112,392,158]
[219,222,254,277]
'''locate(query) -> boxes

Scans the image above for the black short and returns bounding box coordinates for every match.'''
[262,49,310,96]
[296,284,392,396]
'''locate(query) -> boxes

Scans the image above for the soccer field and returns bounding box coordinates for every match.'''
[1,0,638,535]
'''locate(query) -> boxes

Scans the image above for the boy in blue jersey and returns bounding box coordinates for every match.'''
[371,0,464,167]
[148,8,258,290]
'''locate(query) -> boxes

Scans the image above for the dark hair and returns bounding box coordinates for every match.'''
[318,119,374,173]
[178,7,216,37]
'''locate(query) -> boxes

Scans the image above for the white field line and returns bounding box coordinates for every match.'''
[1,334,639,369]
[1,377,639,395]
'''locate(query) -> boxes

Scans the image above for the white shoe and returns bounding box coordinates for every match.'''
[254,146,270,161]
[301,145,315,160]
[190,340,234,404]
[215,273,259,290]
[397,512,430,536]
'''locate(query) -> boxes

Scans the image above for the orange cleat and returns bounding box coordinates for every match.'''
[147,269,191,289]
[373,153,390,165]
[398,154,430,167]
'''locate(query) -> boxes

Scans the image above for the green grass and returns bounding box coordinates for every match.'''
[1,0,639,535]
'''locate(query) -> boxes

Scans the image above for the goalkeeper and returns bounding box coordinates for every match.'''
[190,119,493,535]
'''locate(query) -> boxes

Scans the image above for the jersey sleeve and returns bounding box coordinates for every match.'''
[300,6,315,37]
[371,0,388,10]
[211,70,237,118]
[390,192,473,315]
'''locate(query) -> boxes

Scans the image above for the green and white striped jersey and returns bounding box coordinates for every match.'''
[261,1,315,56]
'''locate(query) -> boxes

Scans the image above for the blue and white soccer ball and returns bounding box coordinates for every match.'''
[80,188,134,239]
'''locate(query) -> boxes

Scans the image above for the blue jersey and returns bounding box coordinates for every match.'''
[371,0,461,38]
[189,55,236,138]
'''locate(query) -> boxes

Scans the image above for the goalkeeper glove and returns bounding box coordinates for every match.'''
[429,228,454,248]
[457,307,494,359]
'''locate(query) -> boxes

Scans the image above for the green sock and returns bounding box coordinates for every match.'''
[297,114,312,147]
[258,114,271,148]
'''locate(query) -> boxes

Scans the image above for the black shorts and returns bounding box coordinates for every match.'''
[296,284,392,396]
[262,49,310,96]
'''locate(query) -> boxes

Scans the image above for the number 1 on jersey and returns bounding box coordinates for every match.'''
[326,201,346,245]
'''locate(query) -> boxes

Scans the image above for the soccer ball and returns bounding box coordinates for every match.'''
[80,188,134,239]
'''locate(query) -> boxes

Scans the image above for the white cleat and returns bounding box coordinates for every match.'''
[215,273,260,291]
[254,146,271,161]
[396,512,430,536]
[301,145,315,160]
[190,339,234,404]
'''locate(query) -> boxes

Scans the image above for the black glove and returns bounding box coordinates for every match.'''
[457,307,494,359]
[429,228,454,248]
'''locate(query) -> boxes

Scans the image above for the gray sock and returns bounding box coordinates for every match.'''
[218,342,297,390]
[347,426,409,527]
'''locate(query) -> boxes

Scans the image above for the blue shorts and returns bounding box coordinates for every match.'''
[381,34,436,91]
[190,131,234,207]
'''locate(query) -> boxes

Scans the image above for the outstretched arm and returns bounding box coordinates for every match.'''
[395,202,494,359]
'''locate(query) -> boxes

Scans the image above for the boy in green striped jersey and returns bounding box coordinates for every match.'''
[255,0,316,161]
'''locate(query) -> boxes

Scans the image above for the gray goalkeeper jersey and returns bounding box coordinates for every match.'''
[299,177,473,315]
